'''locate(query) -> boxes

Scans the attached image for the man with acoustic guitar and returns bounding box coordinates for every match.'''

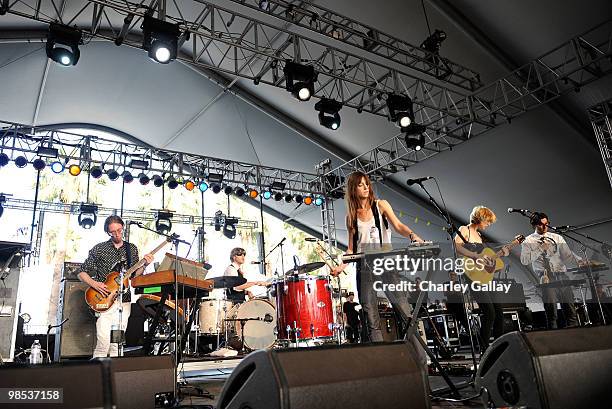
[77,215,154,358]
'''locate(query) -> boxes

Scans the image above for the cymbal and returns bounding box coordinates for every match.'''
[211,276,247,288]
[285,262,325,275]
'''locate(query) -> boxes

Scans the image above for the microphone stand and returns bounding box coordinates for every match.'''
[410,179,477,396]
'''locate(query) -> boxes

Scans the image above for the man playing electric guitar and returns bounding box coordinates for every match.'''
[77,215,154,358]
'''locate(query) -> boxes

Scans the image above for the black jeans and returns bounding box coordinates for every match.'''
[542,273,577,329]
[467,278,504,352]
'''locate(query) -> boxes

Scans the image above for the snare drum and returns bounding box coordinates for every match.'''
[274,275,334,340]
[226,298,277,350]
[198,298,232,335]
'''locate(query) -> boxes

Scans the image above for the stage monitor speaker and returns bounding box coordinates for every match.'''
[108,355,175,409]
[54,280,96,359]
[476,326,612,409]
[0,360,114,409]
[218,341,430,409]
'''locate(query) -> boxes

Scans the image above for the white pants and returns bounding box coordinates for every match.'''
[93,302,131,358]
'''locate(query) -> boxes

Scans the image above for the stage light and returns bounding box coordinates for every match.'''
[223,216,238,239]
[152,175,164,187]
[68,164,81,176]
[212,184,222,194]
[90,166,103,178]
[14,156,27,168]
[224,186,234,195]
[304,196,313,205]
[199,181,209,192]
[405,133,425,152]
[50,161,64,173]
[0,194,5,218]
[107,169,119,181]
[122,171,134,183]
[235,187,245,197]
[271,181,286,191]
[274,192,283,201]
[208,173,224,183]
[143,15,181,64]
[284,194,293,203]
[32,158,46,171]
[155,210,173,234]
[184,180,195,191]
[138,173,150,185]
[294,194,303,204]
[284,61,317,101]
[402,123,427,136]
[46,23,81,66]
[0,153,9,167]
[387,94,414,128]
[421,29,447,54]
[129,159,149,170]
[36,146,58,158]
[167,176,179,189]
[78,203,98,229]
[249,189,259,199]
[263,191,272,200]
[315,197,324,206]
[315,98,342,130]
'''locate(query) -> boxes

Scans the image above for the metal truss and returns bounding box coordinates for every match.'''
[0,120,323,195]
[5,0,478,126]
[224,0,482,91]
[323,19,612,190]
[588,98,612,189]
[2,197,259,229]
[314,159,337,253]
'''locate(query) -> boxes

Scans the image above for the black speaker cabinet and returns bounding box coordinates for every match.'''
[218,341,430,409]
[0,360,114,409]
[476,326,612,409]
[54,280,96,359]
[108,355,175,409]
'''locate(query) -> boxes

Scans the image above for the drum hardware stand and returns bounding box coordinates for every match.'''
[112,265,128,357]
[577,285,592,325]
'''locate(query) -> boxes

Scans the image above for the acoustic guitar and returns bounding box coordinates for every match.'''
[463,235,525,284]
[85,238,171,313]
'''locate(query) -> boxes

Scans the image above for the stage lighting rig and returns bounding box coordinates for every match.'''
[36,146,58,158]
[32,158,46,171]
[387,94,414,128]
[223,216,239,239]
[142,15,181,64]
[46,23,82,66]
[90,166,103,178]
[155,210,173,234]
[0,194,6,218]
[138,173,150,185]
[0,153,9,167]
[214,210,225,231]
[284,61,317,101]
[315,98,342,130]
[405,133,425,152]
[78,203,98,229]
[420,29,447,55]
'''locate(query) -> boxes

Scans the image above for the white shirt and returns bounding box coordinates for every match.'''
[520,231,580,275]
[356,200,392,253]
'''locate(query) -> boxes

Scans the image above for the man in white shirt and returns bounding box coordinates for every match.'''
[217,247,267,302]
[520,212,579,329]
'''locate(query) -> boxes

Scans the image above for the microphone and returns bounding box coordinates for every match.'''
[556,225,572,231]
[250,261,263,264]
[507,208,531,215]
[264,313,273,323]
[406,176,433,186]
[305,238,318,242]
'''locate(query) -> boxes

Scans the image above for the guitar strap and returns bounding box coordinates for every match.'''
[124,241,133,277]
[352,200,389,252]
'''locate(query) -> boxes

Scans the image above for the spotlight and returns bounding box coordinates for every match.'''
[284,194,293,203]
[263,191,272,200]
[184,180,195,191]
[420,29,447,54]
[401,123,427,136]
[214,210,225,231]
[68,164,82,176]
[212,184,222,194]
[107,169,120,181]
[46,23,82,66]
[155,210,173,234]
[304,196,313,205]
[50,161,64,173]
[249,189,259,199]
[167,176,179,189]
[32,158,46,171]
[0,194,5,218]
[208,173,224,183]
[142,15,180,64]
[274,192,283,201]
[152,174,164,187]
[90,166,103,178]
[315,196,324,206]
[138,173,150,185]
[14,156,27,168]
[284,60,317,101]
[224,186,234,195]
[315,98,342,130]
[0,153,9,167]
[271,181,286,191]
[129,159,149,170]
[78,203,98,229]
[405,133,425,152]
[235,187,245,197]
[199,181,209,192]
[122,171,134,183]
[294,194,303,204]
[36,146,58,158]
[223,216,239,239]
[387,93,414,128]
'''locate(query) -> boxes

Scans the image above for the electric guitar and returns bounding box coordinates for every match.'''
[463,235,525,284]
[85,238,171,313]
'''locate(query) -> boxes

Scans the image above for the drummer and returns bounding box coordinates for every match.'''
[222,247,268,303]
